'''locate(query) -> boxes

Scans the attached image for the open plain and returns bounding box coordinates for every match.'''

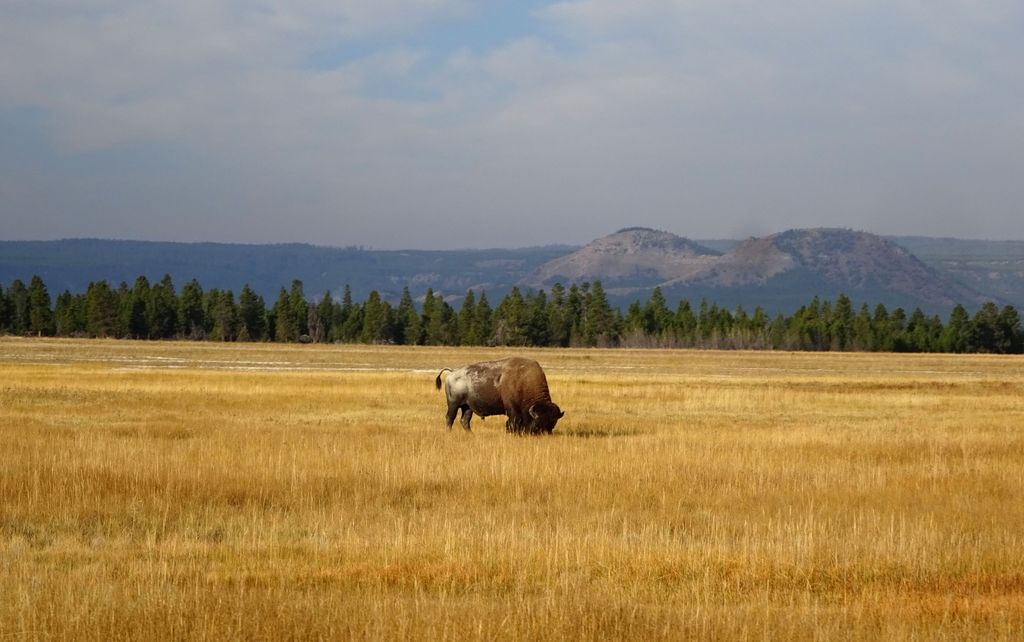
[1,337,1023,640]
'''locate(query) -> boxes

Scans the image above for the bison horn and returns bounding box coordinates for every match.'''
[529,404,539,419]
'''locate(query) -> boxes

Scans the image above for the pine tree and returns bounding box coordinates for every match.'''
[0,283,11,332]
[644,286,672,338]
[546,284,570,347]
[314,291,335,343]
[288,280,308,339]
[336,285,362,342]
[54,290,85,336]
[888,308,908,351]
[971,302,1001,353]
[729,305,749,349]
[178,279,205,340]
[474,291,493,346]
[697,299,715,345]
[395,287,421,345]
[340,304,363,343]
[207,289,238,341]
[871,304,893,352]
[8,279,29,335]
[124,276,150,339]
[526,290,550,346]
[830,294,854,351]
[272,288,293,342]
[27,275,54,336]
[422,290,457,345]
[748,306,770,349]
[492,287,529,346]
[237,284,266,341]
[85,280,118,338]
[903,308,931,352]
[941,304,971,353]
[457,290,477,345]
[582,280,615,346]
[149,274,178,339]
[361,290,393,343]
[801,297,825,350]
[769,313,788,349]
[561,284,582,345]
[852,304,873,351]
[997,305,1023,354]
[623,301,645,343]
[675,300,696,346]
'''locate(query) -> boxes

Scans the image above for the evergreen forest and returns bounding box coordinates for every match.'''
[2,275,1022,354]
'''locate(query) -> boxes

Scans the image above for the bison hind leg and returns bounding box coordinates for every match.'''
[459,406,474,431]
[445,401,460,430]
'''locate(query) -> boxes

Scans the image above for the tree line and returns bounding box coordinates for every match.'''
[2,274,1022,354]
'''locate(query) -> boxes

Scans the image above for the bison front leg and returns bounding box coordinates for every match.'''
[505,411,525,434]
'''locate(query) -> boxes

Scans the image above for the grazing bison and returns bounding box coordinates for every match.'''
[435,357,564,434]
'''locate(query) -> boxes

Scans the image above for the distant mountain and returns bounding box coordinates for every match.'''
[526,228,995,313]
[886,236,1024,312]
[0,239,572,304]
[523,227,720,288]
[1,230,1019,314]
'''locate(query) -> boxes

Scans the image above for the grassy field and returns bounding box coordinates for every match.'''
[2,338,1023,640]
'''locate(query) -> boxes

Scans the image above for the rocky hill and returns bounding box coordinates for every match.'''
[524,228,994,313]
[523,227,720,287]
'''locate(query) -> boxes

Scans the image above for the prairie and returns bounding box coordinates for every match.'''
[1,337,1023,640]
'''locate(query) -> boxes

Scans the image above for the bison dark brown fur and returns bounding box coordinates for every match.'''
[434,357,564,434]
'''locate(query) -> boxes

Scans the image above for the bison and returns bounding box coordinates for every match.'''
[435,357,565,434]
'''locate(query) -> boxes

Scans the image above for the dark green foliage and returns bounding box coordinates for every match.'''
[148,275,178,339]
[28,275,54,336]
[269,281,309,342]
[206,289,238,341]
[395,287,421,345]
[178,279,205,340]
[0,283,11,332]
[238,284,266,341]
[85,280,118,338]
[456,290,477,346]
[124,276,150,339]
[361,290,394,344]
[54,290,86,336]
[492,287,529,346]
[474,292,493,347]
[942,304,972,353]
[998,306,1023,354]
[311,291,334,343]
[545,284,571,347]
[421,289,457,346]
[338,285,363,343]
[581,281,616,347]
[11,273,1024,354]
[8,279,29,334]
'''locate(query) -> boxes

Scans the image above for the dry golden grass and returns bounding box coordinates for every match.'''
[2,337,1023,640]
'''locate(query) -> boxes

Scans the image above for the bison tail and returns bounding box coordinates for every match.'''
[435,368,452,390]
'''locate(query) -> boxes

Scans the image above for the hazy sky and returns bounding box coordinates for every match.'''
[2,1,1023,248]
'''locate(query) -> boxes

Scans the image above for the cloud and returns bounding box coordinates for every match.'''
[2,0,1023,246]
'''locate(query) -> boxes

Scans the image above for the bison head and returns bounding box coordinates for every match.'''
[528,402,565,433]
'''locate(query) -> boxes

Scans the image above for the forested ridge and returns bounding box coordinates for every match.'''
[2,274,1022,354]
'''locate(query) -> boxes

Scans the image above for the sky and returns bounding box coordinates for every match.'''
[2,0,1023,249]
